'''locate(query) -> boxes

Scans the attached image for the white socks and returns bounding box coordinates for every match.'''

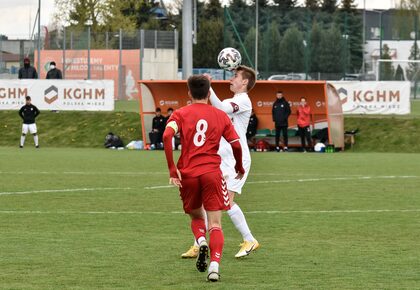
[208,261,219,273]
[227,204,255,242]
[34,135,39,146]
[20,136,26,146]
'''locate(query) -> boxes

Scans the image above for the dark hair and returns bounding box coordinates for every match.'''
[277,91,283,94]
[187,75,210,100]
[301,96,306,101]
[236,65,256,91]
[167,107,173,112]
[25,96,31,101]
[155,107,161,112]
[50,61,56,66]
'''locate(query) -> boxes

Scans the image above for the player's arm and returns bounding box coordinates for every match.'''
[209,88,237,114]
[163,120,182,187]
[34,106,40,118]
[18,107,24,120]
[222,115,245,179]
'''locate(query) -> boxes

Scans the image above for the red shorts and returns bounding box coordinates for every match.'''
[179,170,230,213]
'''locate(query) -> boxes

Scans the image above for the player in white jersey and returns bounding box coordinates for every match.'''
[181,66,260,259]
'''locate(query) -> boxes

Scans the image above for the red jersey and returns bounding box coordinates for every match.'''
[297,105,312,127]
[166,103,239,178]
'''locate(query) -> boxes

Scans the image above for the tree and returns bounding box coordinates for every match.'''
[406,41,420,81]
[194,19,224,68]
[243,27,257,68]
[321,0,337,13]
[318,25,343,74]
[279,26,304,72]
[272,0,298,10]
[380,44,395,80]
[261,21,282,74]
[310,21,322,72]
[202,0,223,20]
[341,0,356,12]
[305,0,319,10]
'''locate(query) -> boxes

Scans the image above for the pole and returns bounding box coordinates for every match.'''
[63,27,66,79]
[87,26,91,79]
[118,28,123,99]
[414,13,418,99]
[362,0,366,74]
[182,0,193,79]
[37,0,41,78]
[255,0,258,74]
[379,11,383,59]
[223,7,227,80]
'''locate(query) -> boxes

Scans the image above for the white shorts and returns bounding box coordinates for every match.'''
[220,158,251,194]
[22,123,37,134]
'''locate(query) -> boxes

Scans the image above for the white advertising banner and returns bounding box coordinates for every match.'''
[329,81,411,115]
[0,80,114,111]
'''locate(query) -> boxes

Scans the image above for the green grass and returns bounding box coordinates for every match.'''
[115,100,140,113]
[1,148,420,289]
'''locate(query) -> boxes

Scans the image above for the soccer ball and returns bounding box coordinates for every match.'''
[217,47,241,71]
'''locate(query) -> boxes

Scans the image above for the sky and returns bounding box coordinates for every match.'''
[0,0,397,39]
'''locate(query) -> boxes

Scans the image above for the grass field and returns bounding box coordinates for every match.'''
[1,148,420,289]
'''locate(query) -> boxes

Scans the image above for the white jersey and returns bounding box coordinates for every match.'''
[209,88,251,162]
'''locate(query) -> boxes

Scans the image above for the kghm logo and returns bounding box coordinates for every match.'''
[337,87,348,105]
[44,85,58,104]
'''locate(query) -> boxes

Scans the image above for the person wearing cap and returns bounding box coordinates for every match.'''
[18,57,38,79]
[46,61,63,79]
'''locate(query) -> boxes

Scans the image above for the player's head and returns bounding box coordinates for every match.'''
[230,65,256,94]
[25,96,31,105]
[50,61,56,69]
[155,107,162,116]
[300,97,307,106]
[167,107,173,116]
[276,91,283,99]
[187,75,210,101]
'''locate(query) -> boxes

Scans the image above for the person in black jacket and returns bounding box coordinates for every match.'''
[19,96,40,148]
[46,61,63,79]
[18,57,38,79]
[246,109,258,140]
[272,91,291,152]
[149,107,166,149]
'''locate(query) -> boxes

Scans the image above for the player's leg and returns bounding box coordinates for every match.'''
[20,124,28,148]
[275,125,281,152]
[180,177,209,272]
[201,171,228,282]
[224,160,259,258]
[30,124,39,148]
[305,126,312,150]
[282,126,289,151]
[299,126,306,152]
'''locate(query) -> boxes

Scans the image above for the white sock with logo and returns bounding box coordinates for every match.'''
[227,204,255,242]
[20,136,26,146]
[33,135,39,146]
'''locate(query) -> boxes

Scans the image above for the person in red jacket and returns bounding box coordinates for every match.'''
[297,97,312,152]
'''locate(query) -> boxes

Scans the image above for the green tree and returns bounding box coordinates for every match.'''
[310,21,322,72]
[380,44,395,80]
[279,26,304,72]
[341,0,356,12]
[243,27,257,68]
[318,25,343,74]
[406,41,420,81]
[261,21,282,74]
[305,0,319,10]
[194,19,224,68]
[272,0,298,10]
[321,0,337,13]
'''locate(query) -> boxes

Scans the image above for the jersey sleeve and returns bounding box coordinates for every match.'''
[209,88,252,114]
[221,113,239,143]
[166,110,181,134]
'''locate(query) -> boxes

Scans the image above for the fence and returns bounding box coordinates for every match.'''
[0,28,177,99]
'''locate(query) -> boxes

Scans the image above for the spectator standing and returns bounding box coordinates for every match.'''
[246,109,258,140]
[149,107,166,149]
[297,97,312,152]
[46,61,63,79]
[272,91,291,152]
[18,57,38,79]
[19,96,40,148]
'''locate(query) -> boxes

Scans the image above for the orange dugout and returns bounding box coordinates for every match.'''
[138,80,344,149]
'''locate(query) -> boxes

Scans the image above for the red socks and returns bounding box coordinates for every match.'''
[209,227,224,263]
[191,218,206,241]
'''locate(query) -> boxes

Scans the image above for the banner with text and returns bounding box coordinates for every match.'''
[329,81,411,115]
[0,80,114,111]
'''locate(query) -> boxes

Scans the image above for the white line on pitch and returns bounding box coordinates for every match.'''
[143,175,418,190]
[1,209,420,215]
[0,187,132,196]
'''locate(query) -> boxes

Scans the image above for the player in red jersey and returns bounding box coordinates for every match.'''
[163,75,245,282]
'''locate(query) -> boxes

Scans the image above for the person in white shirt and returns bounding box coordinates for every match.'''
[181,66,260,259]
